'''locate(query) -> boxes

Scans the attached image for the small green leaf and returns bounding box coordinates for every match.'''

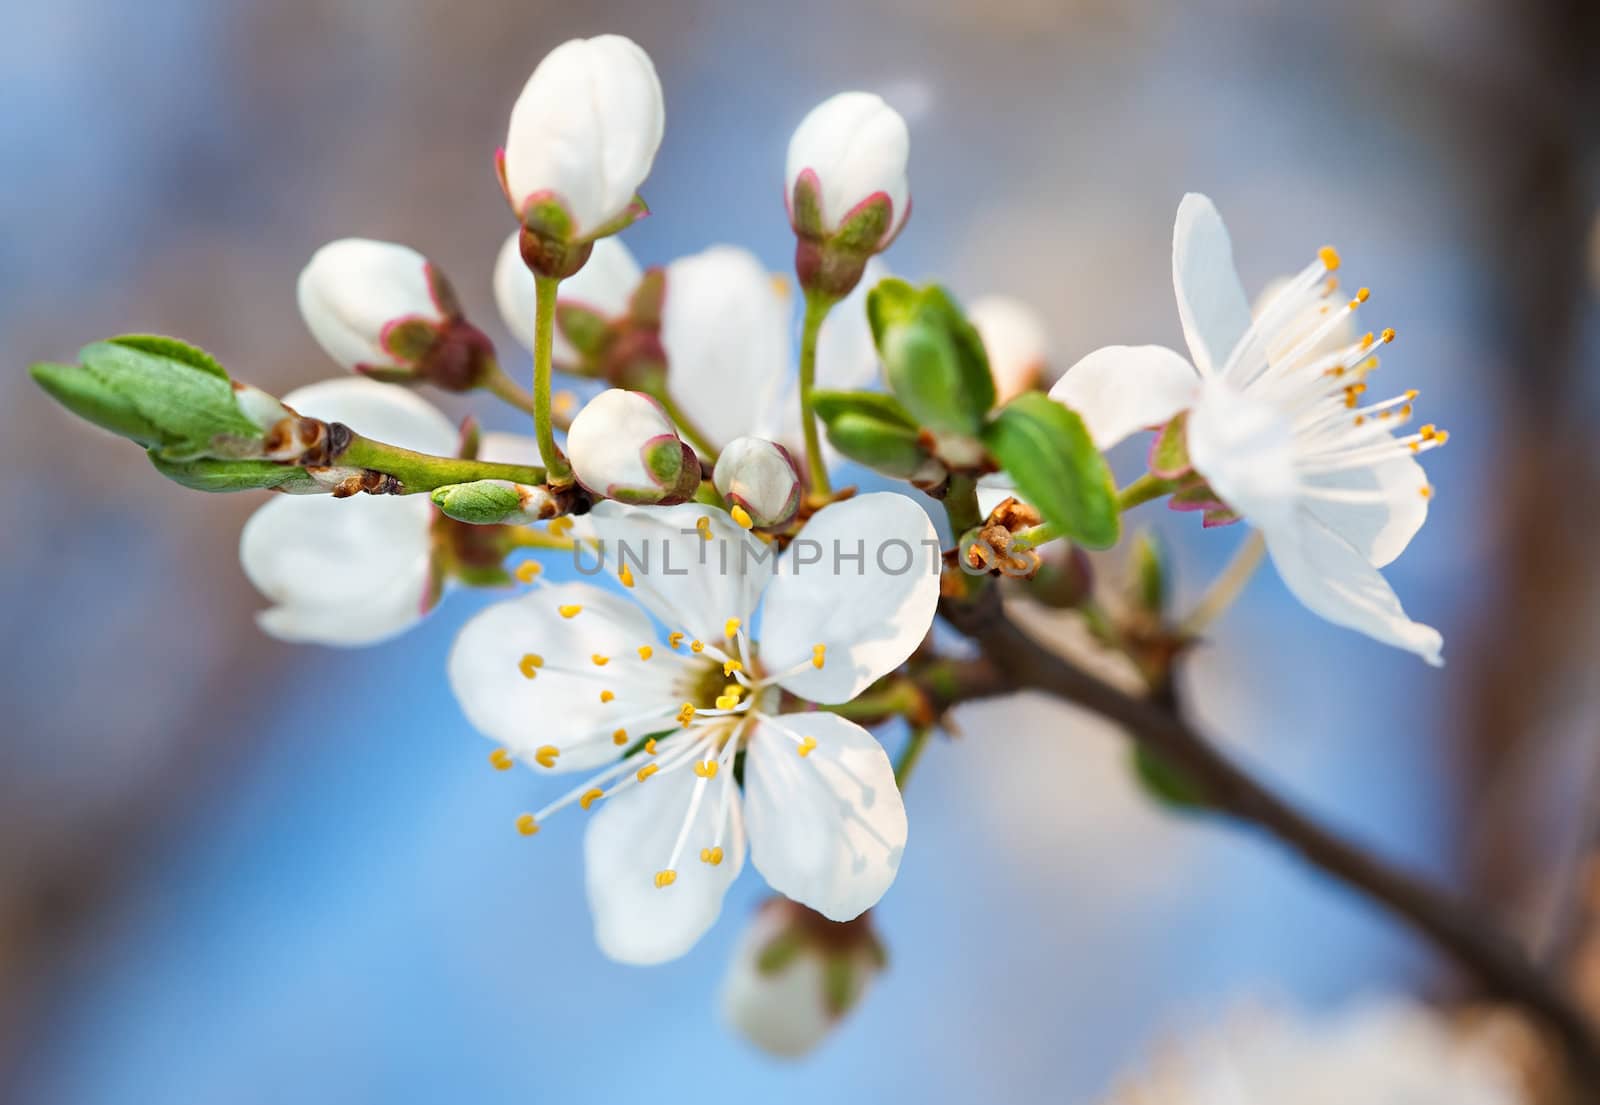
[108,334,229,380]
[1131,746,1207,810]
[824,413,932,479]
[147,453,315,493]
[432,480,526,525]
[872,283,995,436]
[812,390,916,429]
[556,304,610,360]
[981,393,1119,549]
[865,278,920,346]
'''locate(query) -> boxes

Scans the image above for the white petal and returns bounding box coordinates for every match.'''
[240,494,434,647]
[762,493,940,704]
[1265,510,1443,665]
[1172,193,1253,375]
[1302,450,1430,568]
[504,36,663,236]
[1186,377,1300,532]
[447,581,677,770]
[661,245,791,450]
[584,756,744,964]
[280,377,458,456]
[786,92,911,242]
[1046,345,1199,449]
[586,500,771,643]
[297,239,443,371]
[969,295,1050,404]
[743,712,906,920]
[494,232,642,362]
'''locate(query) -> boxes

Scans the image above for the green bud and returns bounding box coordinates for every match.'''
[431,480,556,525]
[868,280,995,437]
[1130,746,1207,811]
[32,335,270,460]
[1126,528,1168,618]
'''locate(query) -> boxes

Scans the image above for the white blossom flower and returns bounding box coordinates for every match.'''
[297,239,455,374]
[447,493,938,964]
[968,294,1050,404]
[1050,193,1443,663]
[502,35,664,240]
[720,899,885,1058]
[493,232,642,366]
[713,436,803,530]
[565,388,698,504]
[1103,997,1525,1105]
[786,92,911,249]
[661,245,792,450]
[239,379,537,646]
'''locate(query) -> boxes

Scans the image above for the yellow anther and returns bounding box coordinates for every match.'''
[1380,327,1396,344]
[1322,276,1340,295]
[694,760,719,779]
[1353,286,1370,304]
[553,390,577,415]
[699,846,724,866]
[549,516,574,538]
[1419,423,1438,440]
[723,659,743,677]
[690,639,705,653]
[534,745,559,769]
[715,694,738,710]
[1399,404,1413,419]
[613,728,628,746]
[515,561,543,584]
[591,653,610,667]
[579,787,604,811]
[637,763,660,783]
[722,683,744,701]
[1359,331,1375,350]
[1404,388,1419,400]
[724,617,742,638]
[1419,485,1434,500]
[812,644,826,670]
[1324,365,1346,377]
[600,689,615,703]
[654,869,677,888]
[1353,415,1366,426]
[1434,429,1450,445]
[1342,383,1367,409]
[618,564,635,589]
[645,738,658,755]
[1318,245,1342,271]
[518,654,543,679]
[730,504,754,530]
[677,703,697,724]
[695,516,712,540]
[638,645,654,661]
[668,632,685,650]
[558,604,582,619]
[489,748,514,771]
[796,736,818,758]
[515,813,539,836]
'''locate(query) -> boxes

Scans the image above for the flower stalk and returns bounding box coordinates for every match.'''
[336,434,546,493]
[1181,530,1267,637]
[797,290,836,495]
[531,274,573,487]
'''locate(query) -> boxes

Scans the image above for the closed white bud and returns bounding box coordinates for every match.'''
[566,389,699,504]
[968,295,1050,404]
[502,35,664,242]
[786,92,911,249]
[713,436,802,529]
[298,239,451,373]
[494,232,642,364]
[721,900,886,1059]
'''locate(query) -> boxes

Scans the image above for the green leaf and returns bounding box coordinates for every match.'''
[31,360,164,446]
[872,283,995,436]
[864,278,920,347]
[811,390,916,429]
[148,453,315,493]
[431,480,526,525]
[1131,746,1207,810]
[981,393,1119,549]
[79,339,263,458]
[109,334,229,380]
[824,413,932,479]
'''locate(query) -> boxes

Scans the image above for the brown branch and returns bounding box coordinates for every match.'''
[941,585,1600,1084]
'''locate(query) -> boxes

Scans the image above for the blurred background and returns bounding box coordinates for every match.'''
[3,0,1599,1100]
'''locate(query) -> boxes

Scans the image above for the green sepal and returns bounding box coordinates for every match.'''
[556,304,611,360]
[870,281,995,436]
[1131,746,1207,810]
[147,453,316,493]
[755,932,806,975]
[981,393,1119,549]
[789,170,826,239]
[822,956,861,1019]
[1148,412,1192,479]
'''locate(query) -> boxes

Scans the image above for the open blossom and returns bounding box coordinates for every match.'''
[565,388,699,505]
[786,92,911,249]
[501,35,664,240]
[493,232,642,367]
[968,295,1050,404]
[713,436,803,530]
[239,378,536,646]
[1102,997,1525,1104]
[297,239,490,388]
[447,493,938,964]
[1050,193,1443,663]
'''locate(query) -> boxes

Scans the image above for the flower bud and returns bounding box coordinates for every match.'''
[968,295,1050,404]
[494,232,642,369]
[566,389,700,504]
[32,336,278,460]
[713,436,802,529]
[298,239,494,392]
[500,35,663,275]
[721,899,886,1059]
[786,92,911,299]
[430,480,559,525]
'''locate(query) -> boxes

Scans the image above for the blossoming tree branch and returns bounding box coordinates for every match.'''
[28,33,1600,1075]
